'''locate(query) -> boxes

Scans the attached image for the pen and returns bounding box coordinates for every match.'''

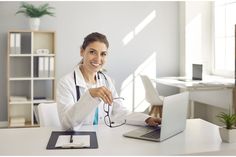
[70,134,73,143]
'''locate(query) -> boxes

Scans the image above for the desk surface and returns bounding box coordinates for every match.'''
[155,75,234,90]
[0,119,235,155]
[155,75,234,111]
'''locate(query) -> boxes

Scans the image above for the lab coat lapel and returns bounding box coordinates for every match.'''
[74,65,87,89]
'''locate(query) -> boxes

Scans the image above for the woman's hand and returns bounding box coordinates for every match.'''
[89,86,113,105]
[145,117,161,126]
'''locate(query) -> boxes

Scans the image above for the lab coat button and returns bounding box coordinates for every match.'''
[99,117,102,119]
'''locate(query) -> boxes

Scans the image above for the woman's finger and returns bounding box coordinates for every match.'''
[154,118,162,124]
[146,117,160,126]
[89,86,113,104]
[100,86,113,104]
[104,94,112,105]
[103,92,113,105]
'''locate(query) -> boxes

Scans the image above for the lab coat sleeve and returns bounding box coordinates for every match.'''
[125,112,150,126]
[57,78,100,130]
[106,76,150,126]
[111,101,150,126]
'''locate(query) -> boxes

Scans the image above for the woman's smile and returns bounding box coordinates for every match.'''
[90,61,102,68]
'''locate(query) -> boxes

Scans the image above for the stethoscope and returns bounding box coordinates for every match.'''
[73,70,109,101]
[73,70,126,127]
[63,70,110,130]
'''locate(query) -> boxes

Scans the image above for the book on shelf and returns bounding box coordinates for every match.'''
[10,117,25,127]
[34,57,39,77]
[49,57,54,77]
[38,57,44,77]
[15,33,21,54]
[10,33,15,54]
[10,33,21,54]
[33,96,46,100]
[38,56,54,78]
[44,57,49,77]
[33,105,40,124]
[10,117,25,123]
[10,96,27,102]
[10,123,25,127]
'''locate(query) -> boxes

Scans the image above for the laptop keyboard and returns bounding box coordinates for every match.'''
[141,127,161,139]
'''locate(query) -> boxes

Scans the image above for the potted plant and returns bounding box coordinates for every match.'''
[16,2,55,30]
[217,112,236,143]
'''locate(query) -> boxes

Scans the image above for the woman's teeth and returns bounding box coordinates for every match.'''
[91,62,100,67]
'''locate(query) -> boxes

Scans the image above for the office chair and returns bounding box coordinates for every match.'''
[38,102,61,128]
[140,75,164,118]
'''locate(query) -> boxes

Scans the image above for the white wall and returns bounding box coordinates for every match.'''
[0,1,180,121]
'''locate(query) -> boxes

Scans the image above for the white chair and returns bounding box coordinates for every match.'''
[140,75,164,118]
[38,103,61,128]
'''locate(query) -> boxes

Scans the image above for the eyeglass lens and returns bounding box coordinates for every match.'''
[103,97,126,128]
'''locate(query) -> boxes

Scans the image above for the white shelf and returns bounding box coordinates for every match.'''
[9,54,31,57]
[9,53,55,57]
[10,77,31,81]
[9,77,55,81]
[9,101,32,105]
[7,30,56,128]
[33,77,55,80]
[33,54,55,57]
[10,77,55,81]
[33,99,55,104]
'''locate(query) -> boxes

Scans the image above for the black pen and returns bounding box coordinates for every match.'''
[70,134,73,143]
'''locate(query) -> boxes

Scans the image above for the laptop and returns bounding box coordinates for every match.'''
[123,92,189,142]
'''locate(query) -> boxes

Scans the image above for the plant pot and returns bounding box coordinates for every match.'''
[219,127,236,143]
[29,18,40,31]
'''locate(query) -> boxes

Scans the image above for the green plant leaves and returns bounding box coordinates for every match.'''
[16,2,55,18]
[217,112,236,129]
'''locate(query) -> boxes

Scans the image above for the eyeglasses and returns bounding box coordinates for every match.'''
[103,97,126,128]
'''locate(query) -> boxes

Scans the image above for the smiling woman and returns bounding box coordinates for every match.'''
[0,1,180,126]
[79,33,109,77]
[56,32,161,131]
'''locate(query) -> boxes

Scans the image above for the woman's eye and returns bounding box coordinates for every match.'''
[102,52,107,56]
[89,50,96,54]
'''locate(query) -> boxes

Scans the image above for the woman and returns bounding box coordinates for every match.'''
[57,32,161,130]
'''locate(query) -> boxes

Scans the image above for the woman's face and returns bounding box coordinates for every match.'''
[80,41,108,73]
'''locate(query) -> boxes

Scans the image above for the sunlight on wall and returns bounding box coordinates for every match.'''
[120,74,134,111]
[122,10,156,46]
[120,52,157,112]
[122,31,134,46]
[186,14,202,78]
[120,10,157,112]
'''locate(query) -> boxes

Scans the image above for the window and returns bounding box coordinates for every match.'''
[213,0,236,77]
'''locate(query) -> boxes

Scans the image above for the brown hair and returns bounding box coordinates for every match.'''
[81,32,109,50]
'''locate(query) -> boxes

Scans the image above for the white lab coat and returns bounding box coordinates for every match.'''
[57,65,149,130]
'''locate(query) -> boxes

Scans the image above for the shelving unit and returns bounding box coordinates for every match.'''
[7,30,56,128]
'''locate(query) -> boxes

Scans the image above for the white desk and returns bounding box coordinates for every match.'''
[0,119,235,155]
[155,76,235,118]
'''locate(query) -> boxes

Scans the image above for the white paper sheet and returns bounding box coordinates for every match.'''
[55,135,90,148]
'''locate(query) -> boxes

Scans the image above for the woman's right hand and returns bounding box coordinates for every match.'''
[89,86,113,105]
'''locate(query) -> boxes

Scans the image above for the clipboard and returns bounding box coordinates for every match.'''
[46,131,98,149]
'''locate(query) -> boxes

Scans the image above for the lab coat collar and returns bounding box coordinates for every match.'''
[74,64,99,88]
[74,65,87,88]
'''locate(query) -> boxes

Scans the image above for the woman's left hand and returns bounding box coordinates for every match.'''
[145,117,161,126]
[89,86,113,105]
